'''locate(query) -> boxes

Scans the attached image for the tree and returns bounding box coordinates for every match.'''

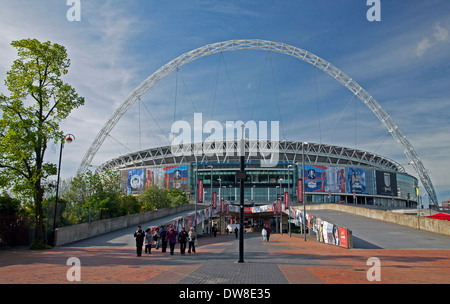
[0,193,22,215]
[61,170,126,221]
[84,170,123,219]
[0,39,85,245]
[139,185,171,211]
[118,195,140,215]
[138,186,189,211]
[167,188,189,206]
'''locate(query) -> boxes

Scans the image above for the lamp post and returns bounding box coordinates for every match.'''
[218,178,222,202]
[302,142,308,242]
[195,161,198,230]
[276,185,279,233]
[238,124,246,263]
[279,177,283,234]
[287,164,292,237]
[208,165,213,235]
[50,134,75,246]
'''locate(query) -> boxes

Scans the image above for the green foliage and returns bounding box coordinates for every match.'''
[43,196,70,228]
[167,188,189,206]
[0,38,84,244]
[118,195,141,216]
[0,38,84,194]
[29,240,52,250]
[0,193,22,215]
[138,186,189,211]
[59,171,189,225]
[60,170,124,222]
[139,185,170,211]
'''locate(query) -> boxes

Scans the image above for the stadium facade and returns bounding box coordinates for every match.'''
[99,140,419,211]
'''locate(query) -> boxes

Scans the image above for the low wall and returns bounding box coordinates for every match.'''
[55,204,195,246]
[307,204,450,237]
[289,206,353,249]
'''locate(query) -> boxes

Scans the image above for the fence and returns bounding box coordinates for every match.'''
[0,215,33,247]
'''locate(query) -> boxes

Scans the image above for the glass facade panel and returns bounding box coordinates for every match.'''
[121,161,418,209]
[396,173,418,200]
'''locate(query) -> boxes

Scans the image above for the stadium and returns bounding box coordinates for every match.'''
[80,40,437,233]
[98,139,419,211]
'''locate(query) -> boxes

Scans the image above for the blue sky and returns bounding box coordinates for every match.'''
[1,1,449,205]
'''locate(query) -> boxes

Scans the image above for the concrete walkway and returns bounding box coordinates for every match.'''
[1,231,449,284]
[309,209,450,249]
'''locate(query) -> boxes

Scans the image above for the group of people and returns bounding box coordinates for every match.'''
[261,226,271,241]
[134,225,197,257]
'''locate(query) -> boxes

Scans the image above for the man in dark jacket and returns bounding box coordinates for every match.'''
[159,226,168,253]
[178,227,189,255]
[134,225,145,256]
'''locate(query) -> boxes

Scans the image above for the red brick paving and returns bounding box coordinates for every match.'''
[273,234,450,284]
[1,234,449,284]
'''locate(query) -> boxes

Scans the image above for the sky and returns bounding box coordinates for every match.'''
[0,0,449,206]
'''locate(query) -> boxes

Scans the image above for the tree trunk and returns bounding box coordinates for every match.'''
[34,179,45,244]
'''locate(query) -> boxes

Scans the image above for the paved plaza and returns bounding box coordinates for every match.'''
[1,231,449,285]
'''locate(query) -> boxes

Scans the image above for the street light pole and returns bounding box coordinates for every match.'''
[50,134,75,246]
[279,177,283,235]
[238,124,246,263]
[276,185,279,233]
[195,160,198,230]
[302,142,308,241]
[208,165,213,235]
[288,164,292,237]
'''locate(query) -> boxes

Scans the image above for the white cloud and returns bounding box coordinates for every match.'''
[414,37,432,57]
[415,22,450,57]
[0,1,150,179]
[1,1,449,205]
[433,23,449,42]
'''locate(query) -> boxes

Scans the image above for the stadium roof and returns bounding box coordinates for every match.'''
[98,140,405,173]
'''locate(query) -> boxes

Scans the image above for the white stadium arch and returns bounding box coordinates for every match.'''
[77,39,438,206]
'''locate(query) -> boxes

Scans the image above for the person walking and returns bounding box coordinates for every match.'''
[144,228,152,254]
[266,226,271,242]
[153,227,160,250]
[160,226,168,253]
[188,227,197,254]
[134,225,145,257]
[262,227,267,241]
[212,225,217,237]
[234,227,238,239]
[178,227,188,255]
[166,228,178,255]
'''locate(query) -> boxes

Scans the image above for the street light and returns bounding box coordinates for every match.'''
[279,177,283,234]
[218,178,222,201]
[208,165,213,235]
[302,141,308,241]
[287,164,292,237]
[276,185,280,233]
[238,124,245,263]
[195,161,198,230]
[50,133,75,246]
